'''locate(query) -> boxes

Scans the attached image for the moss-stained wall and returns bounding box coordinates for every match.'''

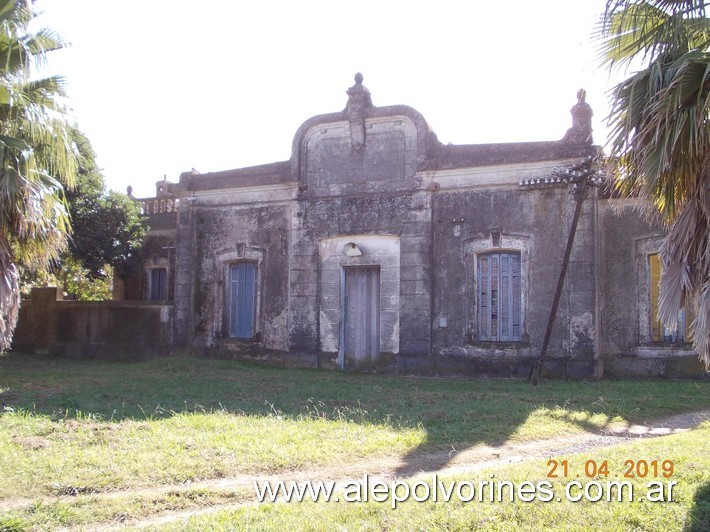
[189,204,291,351]
[429,181,598,378]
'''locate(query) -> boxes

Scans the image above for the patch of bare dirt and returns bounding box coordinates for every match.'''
[11,435,51,450]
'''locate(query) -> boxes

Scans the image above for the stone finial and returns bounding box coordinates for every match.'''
[345,72,373,117]
[562,89,593,144]
[345,73,373,151]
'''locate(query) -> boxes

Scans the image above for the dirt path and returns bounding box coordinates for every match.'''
[5,409,710,530]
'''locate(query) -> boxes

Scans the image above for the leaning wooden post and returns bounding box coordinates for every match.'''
[526,156,601,385]
[529,191,585,385]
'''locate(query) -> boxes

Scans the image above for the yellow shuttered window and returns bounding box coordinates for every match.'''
[649,254,692,343]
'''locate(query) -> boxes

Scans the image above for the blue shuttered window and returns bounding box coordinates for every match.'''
[229,262,257,339]
[478,252,521,341]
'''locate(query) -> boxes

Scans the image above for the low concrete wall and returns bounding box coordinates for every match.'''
[11,287,172,360]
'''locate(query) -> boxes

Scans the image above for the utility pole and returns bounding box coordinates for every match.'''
[521,156,604,385]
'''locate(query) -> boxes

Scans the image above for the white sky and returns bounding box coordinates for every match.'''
[33,0,622,198]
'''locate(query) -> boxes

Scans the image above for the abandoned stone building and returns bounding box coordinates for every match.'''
[40,74,703,379]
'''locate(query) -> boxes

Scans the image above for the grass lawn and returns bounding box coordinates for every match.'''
[163,422,710,532]
[0,353,708,530]
[166,421,710,532]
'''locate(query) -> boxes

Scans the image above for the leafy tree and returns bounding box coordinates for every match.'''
[55,256,113,301]
[21,255,113,301]
[0,0,76,350]
[21,128,148,300]
[600,0,710,367]
[65,128,146,283]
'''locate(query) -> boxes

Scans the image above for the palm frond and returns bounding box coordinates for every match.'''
[602,1,710,367]
[0,1,77,350]
[0,234,19,351]
[658,260,692,328]
[694,280,710,366]
[0,1,20,23]
[598,1,710,68]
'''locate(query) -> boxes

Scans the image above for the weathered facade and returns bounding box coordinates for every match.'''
[126,75,704,379]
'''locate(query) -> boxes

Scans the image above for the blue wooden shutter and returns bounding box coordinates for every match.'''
[511,255,521,339]
[229,262,257,338]
[478,252,521,341]
[478,256,490,340]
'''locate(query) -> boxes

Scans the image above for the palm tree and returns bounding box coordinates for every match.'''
[599,0,710,367]
[0,0,76,350]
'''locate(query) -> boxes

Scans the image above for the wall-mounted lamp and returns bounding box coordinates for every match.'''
[343,242,362,257]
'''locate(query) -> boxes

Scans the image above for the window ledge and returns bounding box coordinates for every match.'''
[220,337,260,345]
[635,344,697,358]
[468,341,531,349]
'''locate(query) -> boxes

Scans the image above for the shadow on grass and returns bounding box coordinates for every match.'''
[1,352,708,478]
[685,481,710,531]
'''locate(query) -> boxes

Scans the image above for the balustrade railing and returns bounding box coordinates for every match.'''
[138,197,180,215]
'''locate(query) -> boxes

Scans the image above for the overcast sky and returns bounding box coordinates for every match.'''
[33,0,621,198]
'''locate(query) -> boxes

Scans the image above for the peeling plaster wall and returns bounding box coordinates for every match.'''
[429,169,598,377]
[187,198,291,351]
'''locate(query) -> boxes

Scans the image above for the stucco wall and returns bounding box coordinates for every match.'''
[188,203,291,351]
[433,192,596,376]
